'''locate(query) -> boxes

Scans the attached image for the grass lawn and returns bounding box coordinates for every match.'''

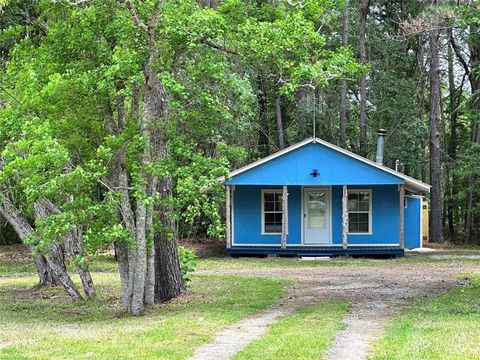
[233,299,348,360]
[2,244,480,276]
[0,273,288,360]
[368,273,480,360]
[0,246,37,276]
[197,251,480,271]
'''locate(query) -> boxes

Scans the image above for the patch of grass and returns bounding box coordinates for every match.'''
[86,253,118,272]
[0,273,288,360]
[369,274,480,360]
[233,299,348,360]
[0,259,37,276]
[2,244,480,276]
[198,256,379,270]
[197,249,480,271]
[0,247,119,277]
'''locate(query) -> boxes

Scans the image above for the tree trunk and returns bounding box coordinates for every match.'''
[33,201,83,300]
[38,198,96,298]
[68,229,96,299]
[257,73,270,157]
[154,169,185,302]
[144,204,155,305]
[154,222,184,302]
[107,93,143,314]
[275,94,285,149]
[339,0,349,148]
[358,0,369,157]
[446,31,459,241]
[428,9,444,243]
[464,23,480,244]
[0,192,61,286]
[155,226,185,302]
[35,254,59,286]
[416,34,428,183]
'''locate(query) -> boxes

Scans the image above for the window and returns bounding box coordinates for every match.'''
[262,190,283,234]
[348,190,371,234]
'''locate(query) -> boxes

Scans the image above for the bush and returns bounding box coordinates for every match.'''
[178,246,197,283]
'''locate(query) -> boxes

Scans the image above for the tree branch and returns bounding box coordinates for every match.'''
[199,38,239,55]
[450,33,470,77]
[51,0,91,6]
[116,0,148,34]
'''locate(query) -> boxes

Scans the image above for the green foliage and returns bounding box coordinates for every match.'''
[178,246,198,283]
[0,0,477,255]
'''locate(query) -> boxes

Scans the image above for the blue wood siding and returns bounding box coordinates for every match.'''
[226,143,403,186]
[333,185,400,245]
[233,185,302,245]
[233,185,400,246]
[404,196,422,249]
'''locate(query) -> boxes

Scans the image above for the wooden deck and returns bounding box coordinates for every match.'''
[226,246,404,258]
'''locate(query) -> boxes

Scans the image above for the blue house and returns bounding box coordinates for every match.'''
[223,136,429,258]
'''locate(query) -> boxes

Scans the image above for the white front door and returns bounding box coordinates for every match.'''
[303,188,331,244]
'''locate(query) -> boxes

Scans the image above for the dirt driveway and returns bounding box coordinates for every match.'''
[192,259,480,360]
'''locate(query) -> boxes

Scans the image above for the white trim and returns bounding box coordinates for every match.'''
[221,138,430,193]
[230,244,282,247]
[261,189,288,235]
[335,243,400,247]
[301,186,332,245]
[347,189,373,235]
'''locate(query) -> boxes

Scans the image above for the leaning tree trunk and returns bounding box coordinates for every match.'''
[67,228,96,299]
[0,191,61,286]
[428,10,444,243]
[33,200,83,300]
[358,0,369,157]
[38,198,96,298]
[339,0,349,148]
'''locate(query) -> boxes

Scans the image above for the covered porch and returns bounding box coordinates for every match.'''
[225,245,404,258]
[224,184,407,257]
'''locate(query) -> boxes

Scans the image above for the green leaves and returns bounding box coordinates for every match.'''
[178,246,197,283]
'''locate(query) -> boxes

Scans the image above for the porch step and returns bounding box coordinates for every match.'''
[300,256,332,261]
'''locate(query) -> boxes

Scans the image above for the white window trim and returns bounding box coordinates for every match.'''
[261,189,287,235]
[347,189,372,235]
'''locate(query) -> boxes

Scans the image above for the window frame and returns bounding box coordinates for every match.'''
[347,189,372,235]
[261,189,287,235]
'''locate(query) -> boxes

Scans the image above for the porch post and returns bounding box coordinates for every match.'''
[225,185,232,249]
[342,185,348,250]
[281,185,288,249]
[399,184,405,249]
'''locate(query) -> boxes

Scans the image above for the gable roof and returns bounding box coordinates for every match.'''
[223,138,430,193]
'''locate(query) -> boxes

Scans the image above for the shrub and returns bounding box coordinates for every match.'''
[178,246,197,283]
